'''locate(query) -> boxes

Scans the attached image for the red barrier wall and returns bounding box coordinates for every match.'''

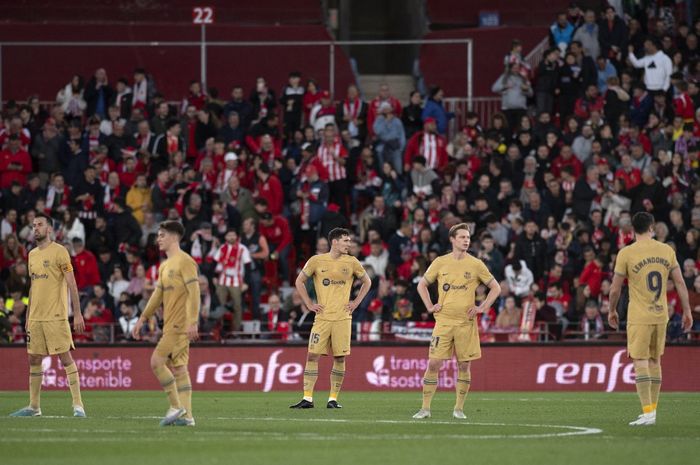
[2,345,699,392]
[0,24,354,103]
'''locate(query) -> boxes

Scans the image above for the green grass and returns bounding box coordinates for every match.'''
[1,391,699,465]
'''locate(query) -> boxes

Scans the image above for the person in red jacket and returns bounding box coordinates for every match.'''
[71,238,101,291]
[551,144,583,178]
[259,212,293,284]
[574,84,605,120]
[579,253,604,298]
[673,81,695,124]
[255,163,284,215]
[0,134,32,189]
[614,153,642,190]
[403,118,448,173]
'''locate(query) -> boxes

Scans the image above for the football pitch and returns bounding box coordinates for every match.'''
[1,391,698,465]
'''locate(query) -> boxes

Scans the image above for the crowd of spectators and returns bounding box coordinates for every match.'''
[1,2,700,344]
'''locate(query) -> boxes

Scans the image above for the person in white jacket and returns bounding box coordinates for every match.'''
[56,75,87,118]
[504,260,535,298]
[627,39,672,92]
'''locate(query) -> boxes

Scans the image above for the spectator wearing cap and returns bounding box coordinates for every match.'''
[259,211,293,284]
[491,61,532,131]
[215,152,239,194]
[336,84,368,142]
[0,134,32,189]
[367,83,403,138]
[71,237,101,292]
[403,118,448,173]
[310,90,336,134]
[628,38,673,92]
[421,86,455,136]
[373,101,406,174]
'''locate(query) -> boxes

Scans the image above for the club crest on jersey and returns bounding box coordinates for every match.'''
[43,260,50,268]
[464,272,472,279]
[341,267,349,275]
[168,270,175,278]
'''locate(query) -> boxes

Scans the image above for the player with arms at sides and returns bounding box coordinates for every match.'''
[10,213,86,418]
[608,212,693,426]
[413,223,501,419]
[290,228,372,409]
[132,220,201,426]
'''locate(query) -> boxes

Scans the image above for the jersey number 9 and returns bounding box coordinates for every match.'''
[646,271,662,302]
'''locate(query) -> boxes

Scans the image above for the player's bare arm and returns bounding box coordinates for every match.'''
[468,279,501,318]
[64,270,85,334]
[608,273,625,330]
[417,277,440,313]
[295,270,323,313]
[670,266,694,332]
[132,283,164,339]
[346,272,372,313]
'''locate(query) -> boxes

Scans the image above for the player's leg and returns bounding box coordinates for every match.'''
[648,322,666,413]
[413,358,442,419]
[11,319,46,416]
[170,336,194,426]
[152,334,185,425]
[627,324,655,425]
[327,319,352,408]
[453,324,480,418]
[57,351,85,417]
[291,321,330,408]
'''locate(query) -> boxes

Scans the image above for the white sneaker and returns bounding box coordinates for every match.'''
[73,406,86,418]
[160,407,186,426]
[173,417,196,427]
[629,411,656,426]
[412,409,431,419]
[453,410,467,420]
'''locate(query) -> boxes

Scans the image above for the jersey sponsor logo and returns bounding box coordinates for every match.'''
[322,278,346,286]
[31,272,49,280]
[43,260,51,268]
[442,283,468,292]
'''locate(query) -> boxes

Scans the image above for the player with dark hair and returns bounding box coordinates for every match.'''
[609,212,693,426]
[412,223,501,419]
[10,212,86,417]
[132,220,201,426]
[290,228,372,409]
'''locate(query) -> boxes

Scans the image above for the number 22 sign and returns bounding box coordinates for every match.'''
[192,6,214,24]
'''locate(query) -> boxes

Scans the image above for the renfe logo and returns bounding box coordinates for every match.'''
[195,349,303,392]
[536,349,635,392]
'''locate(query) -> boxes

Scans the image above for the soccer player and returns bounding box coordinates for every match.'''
[132,221,201,426]
[10,213,86,418]
[290,228,372,409]
[412,223,501,419]
[608,212,693,426]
